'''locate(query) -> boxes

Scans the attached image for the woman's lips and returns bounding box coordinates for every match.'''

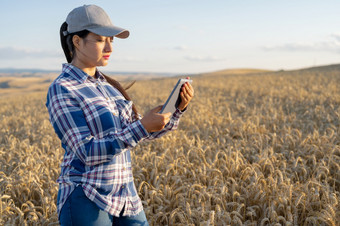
[103,55,110,60]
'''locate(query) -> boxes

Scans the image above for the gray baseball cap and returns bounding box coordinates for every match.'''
[64,4,129,39]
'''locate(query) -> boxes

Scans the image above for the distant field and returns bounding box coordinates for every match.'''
[0,72,170,97]
[0,77,53,97]
[0,67,339,225]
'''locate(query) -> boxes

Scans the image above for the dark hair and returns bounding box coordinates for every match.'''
[60,22,139,120]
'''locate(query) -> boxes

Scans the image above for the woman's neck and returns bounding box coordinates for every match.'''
[71,59,96,77]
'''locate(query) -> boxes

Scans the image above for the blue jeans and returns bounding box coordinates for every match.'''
[59,185,149,226]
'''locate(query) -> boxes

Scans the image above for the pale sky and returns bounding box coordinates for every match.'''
[1,0,340,74]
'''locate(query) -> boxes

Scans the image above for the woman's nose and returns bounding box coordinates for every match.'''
[105,41,113,52]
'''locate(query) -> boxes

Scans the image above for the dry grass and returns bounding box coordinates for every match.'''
[0,68,339,225]
[0,77,52,97]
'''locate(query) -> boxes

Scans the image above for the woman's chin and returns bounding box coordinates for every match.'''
[98,61,109,67]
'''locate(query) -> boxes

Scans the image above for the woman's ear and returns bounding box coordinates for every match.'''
[72,35,81,49]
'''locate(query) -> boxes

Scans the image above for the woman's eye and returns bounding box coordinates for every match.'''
[97,40,105,42]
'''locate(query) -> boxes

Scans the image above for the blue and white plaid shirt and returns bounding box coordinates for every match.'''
[46,64,184,218]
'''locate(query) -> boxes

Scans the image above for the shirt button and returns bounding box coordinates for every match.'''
[121,185,125,189]
[122,167,126,171]
[96,83,99,86]
[106,97,109,100]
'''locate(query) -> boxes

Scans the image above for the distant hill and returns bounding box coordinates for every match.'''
[0,68,59,74]
[200,68,272,77]
[197,63,340,77]
[0,68,176,79]
[1,63,339,97]
[0,68,59,78]
[1,63,340,79]
[291,63,340,73]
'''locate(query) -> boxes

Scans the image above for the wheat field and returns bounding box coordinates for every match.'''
[0,67,339,225]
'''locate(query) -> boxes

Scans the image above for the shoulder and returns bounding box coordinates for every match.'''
[48,72,80,95]
[46,72,81,109]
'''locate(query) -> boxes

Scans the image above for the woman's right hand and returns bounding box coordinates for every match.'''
[140,106,172,132]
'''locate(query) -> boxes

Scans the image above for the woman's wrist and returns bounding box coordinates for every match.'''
[178,106,187,112]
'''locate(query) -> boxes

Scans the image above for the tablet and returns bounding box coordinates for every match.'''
[160,78,192,114]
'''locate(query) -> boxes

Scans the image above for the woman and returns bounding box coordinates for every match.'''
[46,4,194,226]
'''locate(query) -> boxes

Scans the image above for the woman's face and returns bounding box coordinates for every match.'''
[73,32,113,67]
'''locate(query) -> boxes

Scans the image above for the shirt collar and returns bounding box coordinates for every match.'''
[94,70,106,82]
[62,63,106,83]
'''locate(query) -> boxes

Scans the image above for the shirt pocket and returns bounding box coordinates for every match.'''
[81,97,121,137]
[114,98,133,125]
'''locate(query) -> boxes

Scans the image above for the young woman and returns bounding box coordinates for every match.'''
[46,4,194,226]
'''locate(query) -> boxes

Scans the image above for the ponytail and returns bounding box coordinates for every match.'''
[59,22,139,119]
[60,22,89,63]
[60,22,72,63]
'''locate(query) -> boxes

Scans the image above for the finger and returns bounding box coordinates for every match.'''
[182,84,190,93]
[184,82,193,90]
[180,90,187,101]
[164,112,172,119]
[188,89,194,97]
[182,86,193,98]
[187,83,193,90]
[181,88,187,96]
[182,86,192,97]
[181,92,188,102]
[184,91,191,99]
[184,90,193,101]
[164,116,171,125]
[186,85,194,97]
[186,83,194,92]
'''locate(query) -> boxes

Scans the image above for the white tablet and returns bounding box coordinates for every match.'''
[160,78,192,114]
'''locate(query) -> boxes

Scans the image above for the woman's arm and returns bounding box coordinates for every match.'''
[144,108,184,140]
[46,83,149,166]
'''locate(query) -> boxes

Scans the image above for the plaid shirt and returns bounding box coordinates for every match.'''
[46,64,184,218]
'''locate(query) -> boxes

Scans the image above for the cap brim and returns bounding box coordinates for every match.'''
[115,30,130,39]
[87,25,130,39]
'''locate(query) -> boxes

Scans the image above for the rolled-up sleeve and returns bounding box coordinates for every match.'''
[144,108,185,140]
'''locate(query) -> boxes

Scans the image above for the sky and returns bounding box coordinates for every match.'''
[1,0,340,74]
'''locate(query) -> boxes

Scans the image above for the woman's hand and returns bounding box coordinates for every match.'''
[140,106,172,132]
[178,77,194,111]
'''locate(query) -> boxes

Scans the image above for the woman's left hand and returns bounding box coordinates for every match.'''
[178,77,194,111]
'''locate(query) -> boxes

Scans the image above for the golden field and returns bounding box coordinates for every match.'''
[0,66,339,225]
